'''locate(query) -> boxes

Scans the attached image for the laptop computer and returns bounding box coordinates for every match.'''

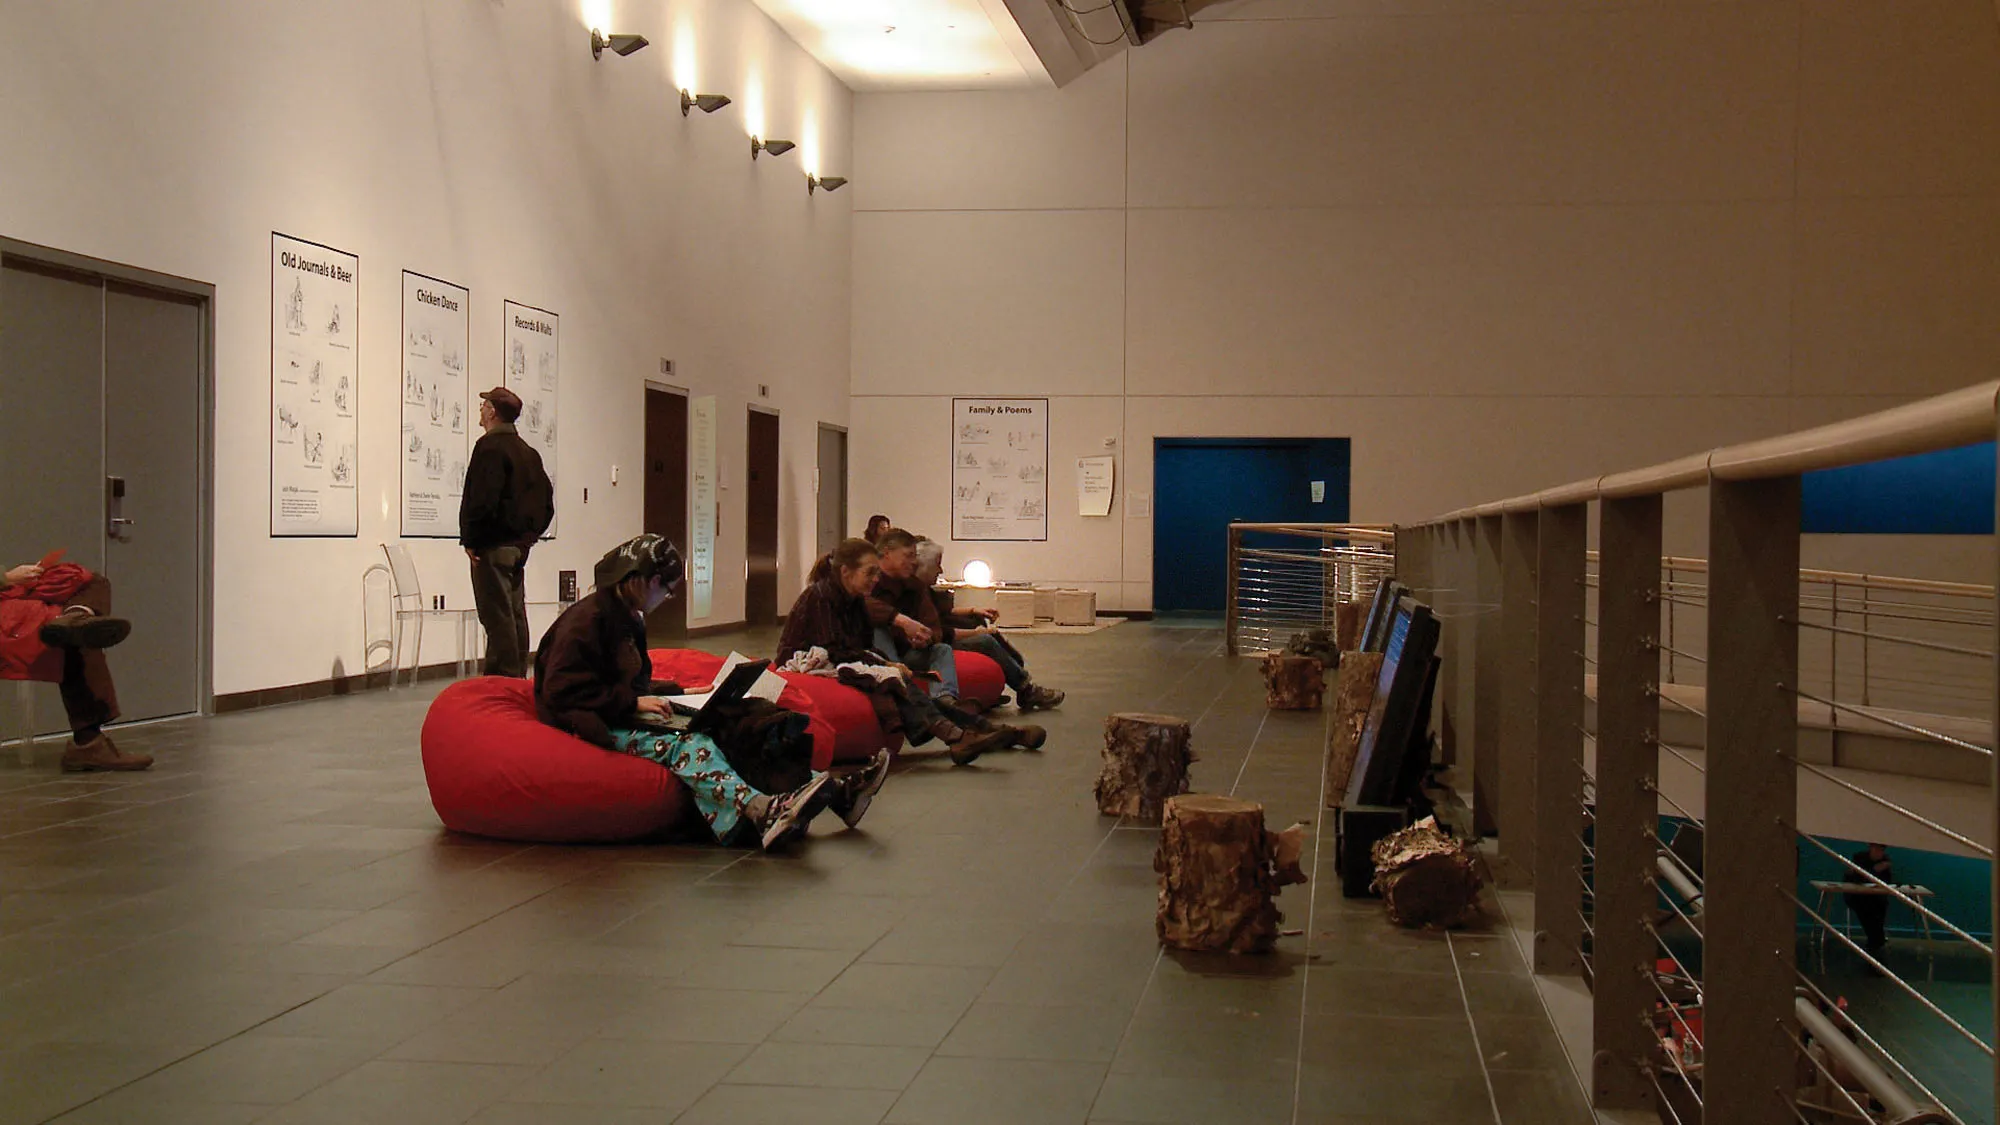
[640,657,776,735]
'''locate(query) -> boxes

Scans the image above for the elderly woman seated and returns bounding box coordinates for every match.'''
[535,534,888,848]
[778,538,1022,765]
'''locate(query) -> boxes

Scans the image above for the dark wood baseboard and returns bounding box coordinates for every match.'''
[686,619,750,639]
[213,660,469,713]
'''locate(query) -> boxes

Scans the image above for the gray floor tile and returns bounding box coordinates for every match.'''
[1088,1073,1296,1125]
[676,1083,898,1125]
[886,1056,1110,1125]
[725,1040,933,1089]
[938,1002,1132,1062]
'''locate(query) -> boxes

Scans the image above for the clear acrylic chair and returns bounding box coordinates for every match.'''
[362,543,479,688]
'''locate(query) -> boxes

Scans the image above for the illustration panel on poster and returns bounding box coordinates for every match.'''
[690,395,718,620]
[271,233,359,536]
[502,300,560,538]
[401,271,470,537]
[951,398,1048,542]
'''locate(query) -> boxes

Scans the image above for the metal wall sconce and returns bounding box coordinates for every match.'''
[807,174,847,195]
[590,30,650,59]
[680,90,732,116]
[750,136,796,159]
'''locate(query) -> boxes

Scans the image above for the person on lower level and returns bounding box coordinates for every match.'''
[913,538,1065,712]
[1843,842,1895,953]
[534,534,885,847]
[1,559,152,772]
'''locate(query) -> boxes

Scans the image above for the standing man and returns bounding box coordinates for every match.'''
[1843,842,1896,954]
[460,386,553,677]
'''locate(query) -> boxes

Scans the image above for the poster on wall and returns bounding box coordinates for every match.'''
[270,232,359,537]
[1077,455,1115,517]
[400,271,470,537]
[690,395,718,619]
[951,398,1048,542]
[502,300,560,537]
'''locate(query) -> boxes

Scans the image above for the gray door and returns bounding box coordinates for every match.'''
[816,424,847,556]
[0,257,205,731]
[104,283,203,721]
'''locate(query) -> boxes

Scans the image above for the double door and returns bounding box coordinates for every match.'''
[0,250,207,726]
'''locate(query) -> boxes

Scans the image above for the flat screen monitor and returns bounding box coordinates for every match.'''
[1345,599,1441,808]
[1359,578,1407,653]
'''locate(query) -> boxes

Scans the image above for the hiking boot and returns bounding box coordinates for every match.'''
[1017,683,1065,711]
[39,610,131,650]
[756,773,836,850]
[60,734,152,773]
[831,750,892,829]
[1004,724,1048,751]
[947,726,1012,766]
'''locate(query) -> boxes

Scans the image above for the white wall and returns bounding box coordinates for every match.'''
[0,0,855,696]
[850,0,2000,610]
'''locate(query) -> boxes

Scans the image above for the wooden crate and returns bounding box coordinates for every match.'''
[1033,586,1058,621]
[993,587,1038,626]
[1053,588,1097,626]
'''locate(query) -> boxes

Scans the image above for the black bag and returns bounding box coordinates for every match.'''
[707,698,815,796]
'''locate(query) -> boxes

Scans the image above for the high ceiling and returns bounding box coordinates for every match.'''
[748,0,1053,91]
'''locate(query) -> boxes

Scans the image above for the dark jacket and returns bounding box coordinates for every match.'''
[534,588,665,748]
[929,586,985,644]
[459,424,554,551]
[865,573,942,655]
[778,577,887,667]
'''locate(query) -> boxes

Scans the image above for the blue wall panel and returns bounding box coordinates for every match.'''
[1802,443,1995,535]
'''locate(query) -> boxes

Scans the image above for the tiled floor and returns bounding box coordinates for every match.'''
[0,622,1591,1125]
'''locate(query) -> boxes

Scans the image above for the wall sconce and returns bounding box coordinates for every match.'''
[806,174,848,195]
[590,30,650,59]
[750,136,796,160]
[680,90,732,116]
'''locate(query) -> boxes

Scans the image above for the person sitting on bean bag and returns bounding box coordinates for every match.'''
[534,534,887,848]
[778,538,1016,766]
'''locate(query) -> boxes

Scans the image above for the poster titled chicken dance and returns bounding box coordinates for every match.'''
[270,232,359,536]
[400,271,470,537]
[952,398,1048,542]
[502,299,560,538]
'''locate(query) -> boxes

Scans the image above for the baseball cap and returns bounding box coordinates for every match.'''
[480,386,523,421]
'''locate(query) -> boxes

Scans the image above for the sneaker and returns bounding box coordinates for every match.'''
[947,727,1012,767]
[60,734,152,773]
[757,773,836,850]
[831,750,892,829]
[1005,724,1047,751]
[39,611,132,650]
[1017,684,1065,711]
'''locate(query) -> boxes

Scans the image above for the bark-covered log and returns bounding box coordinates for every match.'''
[1371,817,1484,929]
[1154,794,1309,954]
[1095,713,1194,821]
[1323,651,1384,808]
[1261,653,1324,710]
[1335,599,1365,651]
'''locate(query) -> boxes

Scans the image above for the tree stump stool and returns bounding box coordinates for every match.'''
[1334,598,1365,651]
[1095,713,1193,821]
[1154,794,1309,953]
[1261,653,1324,710]
[1323,651,1384,807]
[1371,817,1483,929]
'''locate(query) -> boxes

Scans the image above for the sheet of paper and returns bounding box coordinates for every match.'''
[1077,455,1115,517]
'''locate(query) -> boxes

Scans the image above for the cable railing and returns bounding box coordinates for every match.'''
[1400,381,1998,1125]
[1223,524,1395,655]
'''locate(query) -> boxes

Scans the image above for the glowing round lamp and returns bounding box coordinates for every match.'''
[962,560,994,587]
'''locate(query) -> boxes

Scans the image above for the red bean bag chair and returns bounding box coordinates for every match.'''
[957,651,1006,709]
[420,677,691,843]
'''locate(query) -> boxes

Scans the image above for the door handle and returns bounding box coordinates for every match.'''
[106,476,132,541]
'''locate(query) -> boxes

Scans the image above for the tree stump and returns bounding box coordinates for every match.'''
[1095,713,1194,821]
[1261,653,1324,710]
[1154,795,1310,953]
[1371,817,1483,929]
[1334,598,1366,651]
[1323,651,1384,807]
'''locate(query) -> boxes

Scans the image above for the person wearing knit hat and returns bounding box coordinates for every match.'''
[534,534,888,848]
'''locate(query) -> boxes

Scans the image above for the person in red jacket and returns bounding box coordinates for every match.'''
[1,559,151,772]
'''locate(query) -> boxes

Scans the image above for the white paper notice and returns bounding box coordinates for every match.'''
[502,300,559,538]
[401,271,470,537]
[952,398,1048,542]
[1077,455,1115,517]
[690,395,718,619]
[271,233,359,536]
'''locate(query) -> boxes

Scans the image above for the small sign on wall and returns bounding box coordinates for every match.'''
[1311,480,1325,504]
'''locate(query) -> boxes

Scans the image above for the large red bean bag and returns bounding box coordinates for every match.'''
[957,651,1005,708]
[420,677,691,843]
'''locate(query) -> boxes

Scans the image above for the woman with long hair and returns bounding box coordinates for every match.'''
[779,539,1012,765]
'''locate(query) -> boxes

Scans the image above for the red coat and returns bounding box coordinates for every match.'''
[0,563,91,681]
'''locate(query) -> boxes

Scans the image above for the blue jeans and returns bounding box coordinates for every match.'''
[953,630,1029,692]
[872,627,960,699]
